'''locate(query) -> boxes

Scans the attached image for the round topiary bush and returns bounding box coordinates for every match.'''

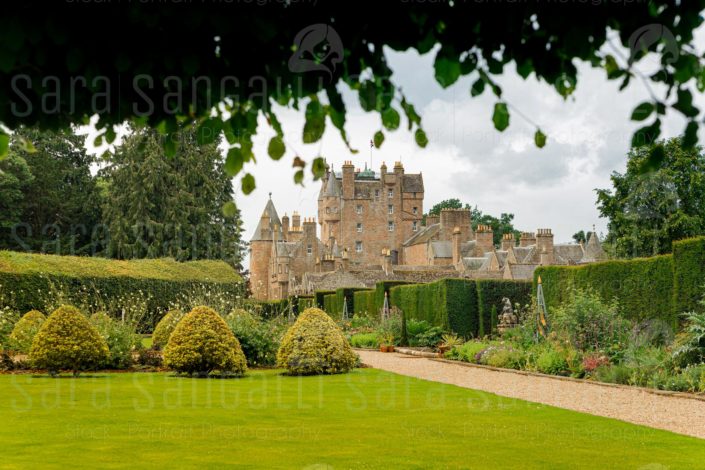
[8,310,46,354]
[277,307,358,375]
[30,305,109,376]
[152,309,185,350]
[163,306,247,377]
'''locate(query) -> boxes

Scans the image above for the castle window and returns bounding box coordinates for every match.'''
[413,206,418,215]
[388,221,395,232]
[355,241,363,253]
[357,223,362,233]
[388,189,394,198]
[307,244,312,255]
[356,205,362,214]
[388,205,394,214]
[412,221,418,232]
[374,189,380,201]
[326,207,330,214]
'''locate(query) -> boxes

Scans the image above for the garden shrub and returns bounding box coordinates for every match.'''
[413,326,446,348]
[0,251,243,332]
[452,341,492,363]
[163,306,247,377]
[594,364,632,385]
[483,346,524,370]
[29,305,109,376]
[226,309,285,367]
[350,332,379,348]
[534,347,569,376]
[671,307,705,366]
[90,312,139,369]
[152,309,185,350]
[353,289,376,316]
[8,310,45,354]
[277,308,357,375]
[552,289,629,354]
[0,307,19,351]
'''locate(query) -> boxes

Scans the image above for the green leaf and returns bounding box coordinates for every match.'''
[374,130,385,149]
[631,119,661,148]
[105,126,117,144]
[382,108,400,131]
[16,136,36,154]
[294,169,304,185]
[637,143,665,174]
[534,129,547,148]
[682,121,698,149]
[311,157,327,180]
[630,102,655,121]
[222,201,238,218]
[303,99,326,143]
[0,133,9,160]
[196,118,222,145]
[225,147,244,176]
[434,50,461,88]
[604,55,622,79]
[241,173,256,195]
[492,102,510,132]
[673,89,699,118]
[414,129,428,148]
[470,78,485,97]
[267,136,286,160]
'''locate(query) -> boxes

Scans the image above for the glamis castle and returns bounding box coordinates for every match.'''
[250,161,604,300]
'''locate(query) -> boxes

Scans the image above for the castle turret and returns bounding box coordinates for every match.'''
[249,196,281,300]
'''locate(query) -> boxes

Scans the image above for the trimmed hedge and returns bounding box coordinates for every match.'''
[0,250,243,330]
[673,237,705,314]
[476,280,533,336]
[535,255,676,327]
[294,296,315,315]
[353,289,375,316]
[314,290,335,309]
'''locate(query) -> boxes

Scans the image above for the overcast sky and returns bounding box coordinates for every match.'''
[85,27,705,252]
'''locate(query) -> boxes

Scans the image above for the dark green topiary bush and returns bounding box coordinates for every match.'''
[30,305,109,376]
[163,306,247,377]
[8,310,45,354]
[225,309,286,367]
[151,309,185,350]
[277,307,357,375]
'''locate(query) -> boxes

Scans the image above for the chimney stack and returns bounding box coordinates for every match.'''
[281,213,289,241]
[501,232,515,251]
[519,232,536,247]
[452,227,462,265]
[475,224,494,255]
[537,228,554,264]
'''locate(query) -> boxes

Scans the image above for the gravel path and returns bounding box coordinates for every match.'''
[358,350,705,439]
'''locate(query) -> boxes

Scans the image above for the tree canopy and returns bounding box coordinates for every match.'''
[1,2,704,189]
[596,138,705,258]
[427,198,520,246]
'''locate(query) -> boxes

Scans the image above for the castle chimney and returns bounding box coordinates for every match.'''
[475,224,494,255]
[292,211,301,230]
[342,160,354,199]
[281,213,289,241]
[394,161,404,178]
[537,228,554,264]
[520,232,536,247]
[380,161,387,182]
[501,232,515,251]
[452,227,462,265]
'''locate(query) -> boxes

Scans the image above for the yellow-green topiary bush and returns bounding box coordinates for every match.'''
[8,310,45,354]
[152,309,185,350]
[30,305,109,376]
[277,307,358,375]
[163,306,247,377]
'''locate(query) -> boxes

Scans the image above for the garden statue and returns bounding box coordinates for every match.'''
[497,297,519,334]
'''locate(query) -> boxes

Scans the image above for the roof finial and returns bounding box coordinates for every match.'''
[268,192,272,200]
[592,224,596,233]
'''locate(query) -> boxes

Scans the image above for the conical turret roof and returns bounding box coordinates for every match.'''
[251,198,282,241]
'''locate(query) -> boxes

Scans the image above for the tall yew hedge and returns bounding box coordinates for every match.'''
[673,237,705,314]
[475,280,533,336]
[536,255,677,327]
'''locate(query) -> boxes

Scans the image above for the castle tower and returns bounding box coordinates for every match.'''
[319,168,341,241]
[249,196,282,300]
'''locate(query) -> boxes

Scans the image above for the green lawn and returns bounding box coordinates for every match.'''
[1,369,703,469]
